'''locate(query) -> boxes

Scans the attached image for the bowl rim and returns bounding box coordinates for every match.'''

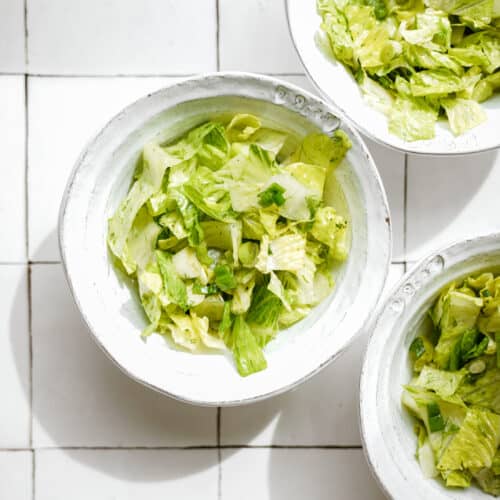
[359,232,500,499]
[285,0,500,157]
[59,71,392,406]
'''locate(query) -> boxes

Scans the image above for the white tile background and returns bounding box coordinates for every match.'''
[1,0,499,498]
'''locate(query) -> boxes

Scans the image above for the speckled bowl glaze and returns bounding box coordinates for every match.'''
[361,233,500,499]
[59,72,390,406]
[286,0,500,155]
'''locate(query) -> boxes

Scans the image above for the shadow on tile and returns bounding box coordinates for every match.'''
[9,231,221,480]
[406,150,498,260]
[265,448,386,500]
[219,331,368,448]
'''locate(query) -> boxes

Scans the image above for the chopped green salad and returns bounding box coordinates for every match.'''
[403,272,500,495]
[107,114,351,376]
[317,0,500,141]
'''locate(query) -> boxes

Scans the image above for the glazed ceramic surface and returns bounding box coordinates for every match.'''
[361,233,500,499]
[59,72,390,406]
[286,0,500,155]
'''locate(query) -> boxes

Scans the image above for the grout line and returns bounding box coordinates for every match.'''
[0,261,60,266]
[0,444,363,452]
[24,75,29,263]
[216,0,220,72]
[24,72,197,78]
[31,450,35,500]
[0,71,307,78]
[27,265,33,450]
[29,260,60,265]
[0,448,32,452]
[217,407,222,500]
[23,0,28,68]
[403,153,408,262]
[218,445,363,450]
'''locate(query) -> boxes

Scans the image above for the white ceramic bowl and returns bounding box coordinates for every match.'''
[59,72,390,406]
[286,0,500,155]
[361,233,500,499]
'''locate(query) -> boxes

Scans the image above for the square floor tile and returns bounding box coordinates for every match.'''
[0,76,26,262]
[0,451,32,500]
[28,76,180,261]
[407,151,500,261]
[36,449,218,500]
[27,0,216,74]
[31,264,217,447]
[219,0,302,73]
[0,266,30,448]
[0,0,25,72]
[220,448,386,500]
[220,264,403,446]
[363,137,405,262]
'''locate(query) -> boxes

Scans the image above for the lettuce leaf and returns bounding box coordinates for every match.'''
[442,98,487,135]
[108,143,177,267]
[231,315,267,376]
[437,408,500,470]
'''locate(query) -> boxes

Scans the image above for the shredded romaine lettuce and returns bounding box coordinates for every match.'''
[317,0,500,140]
[403,271,500,495]
[108,116,351,376]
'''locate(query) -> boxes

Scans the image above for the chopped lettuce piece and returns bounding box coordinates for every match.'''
[388,96,437,141]
[415,366,466,398]
[246,284,282,346]
[231,316,267,376]
[108,143,176,267]
[317,0,500,140]
[226,114,261,142]
[437,408,500,470]
[156,251,188,311]
[404,270,500,495]
[442,98,487,135]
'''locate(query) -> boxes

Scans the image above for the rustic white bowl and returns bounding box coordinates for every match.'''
[59,72,390,406]
[361,233,500,499]
[286,0,500,155]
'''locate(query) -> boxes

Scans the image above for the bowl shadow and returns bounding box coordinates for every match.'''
[405,150,499,261]
[9,230,275,482]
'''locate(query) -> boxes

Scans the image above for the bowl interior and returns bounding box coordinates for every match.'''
[60,74,390,405]
[362,235,500,499]
[286,0,500,155]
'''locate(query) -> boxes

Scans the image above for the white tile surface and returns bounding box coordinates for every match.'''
[0,266,30,448]
[0,76,26,262]
[36,449,218,500]
[28,76,180,261]
[219,0,302,73]
[220,448,386,500]
[0,451,32,500]
[31,264,217,447]
[363,137,406,261]
[0,0,25,72]
[407,151,500,261]
[220,264,404,446]
[27,0,216,75]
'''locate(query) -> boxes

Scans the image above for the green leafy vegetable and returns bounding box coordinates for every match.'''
[317,0,499,140]
[403,271,500,496]
[108,115,351,376]
[258,183,286,207]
